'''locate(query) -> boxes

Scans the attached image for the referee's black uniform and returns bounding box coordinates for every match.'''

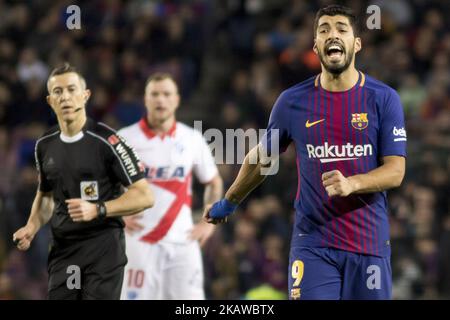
[35,118,145,299]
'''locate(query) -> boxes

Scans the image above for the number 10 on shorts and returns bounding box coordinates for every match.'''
[127,269,145,288]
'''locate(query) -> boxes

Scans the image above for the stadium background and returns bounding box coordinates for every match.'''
[0,0,448,299]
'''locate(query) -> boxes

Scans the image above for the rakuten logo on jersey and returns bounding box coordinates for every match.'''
[306,142,373,163]
[393,126,407,142]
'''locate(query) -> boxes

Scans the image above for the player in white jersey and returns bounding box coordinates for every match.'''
[118,73,223,300]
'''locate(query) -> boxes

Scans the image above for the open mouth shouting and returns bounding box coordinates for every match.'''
[325,42,345,62]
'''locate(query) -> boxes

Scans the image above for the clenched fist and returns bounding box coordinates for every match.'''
[322,170,355,197]
[13,224,37,251]
[66,198,98,222]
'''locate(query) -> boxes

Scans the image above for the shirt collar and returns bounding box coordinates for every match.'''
[59,130,84,143]
[139,118,177,140]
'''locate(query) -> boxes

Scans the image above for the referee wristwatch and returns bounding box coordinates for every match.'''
[96,202,107,220]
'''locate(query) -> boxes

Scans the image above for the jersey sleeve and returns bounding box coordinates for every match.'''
[35,141,52,192]
[260,90,292,156]
[106,133,145,187]
[379,89,407,157]
[193,132,219,184]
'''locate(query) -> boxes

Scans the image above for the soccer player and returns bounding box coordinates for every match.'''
[118,73,223,300]
[204,5,407,300]
[13,63,154,300]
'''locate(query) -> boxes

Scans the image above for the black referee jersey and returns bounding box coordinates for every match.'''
[35,118,145,241]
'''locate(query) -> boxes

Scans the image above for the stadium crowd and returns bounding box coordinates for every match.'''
[0,0,449,299]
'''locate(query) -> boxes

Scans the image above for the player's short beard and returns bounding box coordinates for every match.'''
[318,45,354,75]
[151,110,174,125]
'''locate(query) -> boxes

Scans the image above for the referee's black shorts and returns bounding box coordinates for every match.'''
[47,228,127,300]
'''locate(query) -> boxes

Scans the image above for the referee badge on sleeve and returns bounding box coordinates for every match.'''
[80,181,99,200]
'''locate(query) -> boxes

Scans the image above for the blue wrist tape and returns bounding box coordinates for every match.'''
[209,198,238,219]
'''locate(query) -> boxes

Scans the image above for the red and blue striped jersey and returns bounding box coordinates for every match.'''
[262,71,407,257]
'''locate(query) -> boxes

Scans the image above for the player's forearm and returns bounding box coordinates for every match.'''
[225,147,268,204]
[27,192,54,233]
[348,157,405,194]
[105,179,154,217]
[204,174,223,207]
[107,207,144,216]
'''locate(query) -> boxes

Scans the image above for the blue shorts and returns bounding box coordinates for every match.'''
[288,246,392,300]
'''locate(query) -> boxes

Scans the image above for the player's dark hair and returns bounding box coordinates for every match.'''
[47,62,86,93]
[314,5,359,37]
[145,72,178,91]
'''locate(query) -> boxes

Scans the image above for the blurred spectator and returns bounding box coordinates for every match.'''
[16,48,49,85]
[113,86,144,127]
[0,127,18,195]
[398,74,426,119]
[233,217,264,295]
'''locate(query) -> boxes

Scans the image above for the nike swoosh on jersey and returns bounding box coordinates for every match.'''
[305,119,325,128]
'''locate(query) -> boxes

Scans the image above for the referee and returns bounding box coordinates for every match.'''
[13,63,155,300]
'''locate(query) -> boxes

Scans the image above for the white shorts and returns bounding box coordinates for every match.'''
[120,235,205,300]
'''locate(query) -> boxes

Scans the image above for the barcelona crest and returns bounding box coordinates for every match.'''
[290,288,301,300]
[351,113,368,130]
